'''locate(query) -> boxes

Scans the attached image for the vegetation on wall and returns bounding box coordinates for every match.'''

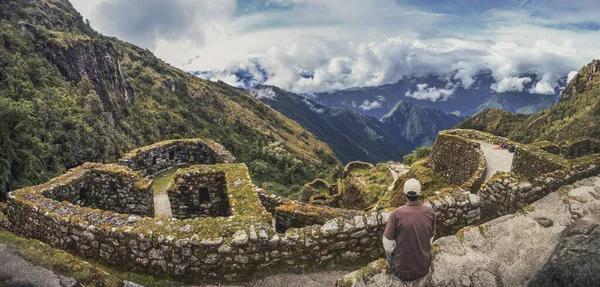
[456,60,600,144]
[0,0,340,200]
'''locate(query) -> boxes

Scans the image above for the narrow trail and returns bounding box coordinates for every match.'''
[154,190,173,218]
[387,164,409,191]
[478,142,515,180]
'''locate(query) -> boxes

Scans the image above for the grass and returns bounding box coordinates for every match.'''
[0,228,182,287]
[150,169,179,195]
[0,228,123,287]
[346,165,394,207]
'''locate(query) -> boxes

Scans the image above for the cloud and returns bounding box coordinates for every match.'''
[491,77,532,93]
[69,0,600,99]
[301,98,325,114]
[250,87,277,100]
[405,83,455,101]
[89,0,235,49]
[567,71,578,84]
[359,100,383,111]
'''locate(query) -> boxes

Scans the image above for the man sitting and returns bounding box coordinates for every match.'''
[382,179,436,281]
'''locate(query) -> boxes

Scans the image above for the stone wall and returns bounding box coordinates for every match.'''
[275,202,366,232]
[427,190,481,236]
[342,161,375,178]
[118,139,235,177]
[430,132,486,190]
[511,146,566,179]
[562,138,600,158]
[256,188,290,214]
[480,157,600,220]
[41,163,153,217]
[168,167,229,219]
[299,179,337,205]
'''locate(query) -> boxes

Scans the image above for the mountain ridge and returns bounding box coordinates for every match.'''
[0,0,340,199]
[456,60,600,143]
[250,85,412,163]
[381,100,465,147]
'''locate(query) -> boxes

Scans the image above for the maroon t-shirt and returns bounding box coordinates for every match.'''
[383,201,436,280]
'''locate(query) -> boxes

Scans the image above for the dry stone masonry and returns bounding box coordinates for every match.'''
[40,162,153,217]
[118,139,235,177]
[430,131,486,192]
[168,167,230,219]
[6,131,599,283]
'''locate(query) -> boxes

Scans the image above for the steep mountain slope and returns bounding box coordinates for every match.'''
[250,86,412,163]
[381,101,465,147]
[456,60,600,143]
[0,0,340,200]
[454,109,529,137]
[314,71,560,119]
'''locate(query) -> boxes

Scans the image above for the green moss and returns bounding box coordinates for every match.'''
[478,225,489,238]
[519,204,535,214]
[0,228,123,287]
[150,169,179,195]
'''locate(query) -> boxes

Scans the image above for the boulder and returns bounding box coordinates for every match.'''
[528,219,600,287]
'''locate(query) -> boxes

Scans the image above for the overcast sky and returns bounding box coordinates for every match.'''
[70,0,600,97]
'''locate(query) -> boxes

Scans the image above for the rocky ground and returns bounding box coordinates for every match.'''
[0,244,77,287]
[478,142,514,180]
[339,176,600,287]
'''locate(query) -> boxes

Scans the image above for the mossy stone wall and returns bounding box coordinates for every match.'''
[275,202,366,232]
[342,161,375,178]
[41,163,153,216]
[168,168,230,219]
[118,139,235,177]
[511,146,565,179]
[256,189,290,214]
[430,133,485,188]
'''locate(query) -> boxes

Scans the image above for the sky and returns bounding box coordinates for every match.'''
[70,0,600,98]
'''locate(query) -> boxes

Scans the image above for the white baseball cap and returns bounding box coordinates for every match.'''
[403,178,422,196]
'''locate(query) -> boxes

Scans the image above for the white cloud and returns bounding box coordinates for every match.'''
[491,77,532,93]
[69,0,600,98]
[359,100,383,111]
[301,98,325,114]
[567,71,578,84]
[405,84,455,101]
[250,87,277,100]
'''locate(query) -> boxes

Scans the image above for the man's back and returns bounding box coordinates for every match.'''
[383,202,436,280]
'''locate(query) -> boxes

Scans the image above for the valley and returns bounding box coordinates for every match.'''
[1,0,600,286]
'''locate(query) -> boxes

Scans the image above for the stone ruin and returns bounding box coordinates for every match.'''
[337,129,600,286]
[4,130,600,284]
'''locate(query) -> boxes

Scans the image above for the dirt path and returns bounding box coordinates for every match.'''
[478,142,514,180]
[387,164,409,191]
[154,191,173,218]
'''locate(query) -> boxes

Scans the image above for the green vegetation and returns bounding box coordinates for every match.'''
[0,0,340,201]
[381,100,464,147]
[403,146,432,166]
[150,169,178,195]
[377,159,452,208]
[262,182,302,200]
[457,60,600,144]
[252,86,410,164]
[342,164,393,208]
[0,228,124,287]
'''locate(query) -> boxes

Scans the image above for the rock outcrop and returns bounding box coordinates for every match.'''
[529,218,600,287]
[337,176,600,287]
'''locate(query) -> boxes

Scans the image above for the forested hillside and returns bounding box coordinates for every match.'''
[251,86,412,163]
[456,60,600,143]
[0,0,340,200]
